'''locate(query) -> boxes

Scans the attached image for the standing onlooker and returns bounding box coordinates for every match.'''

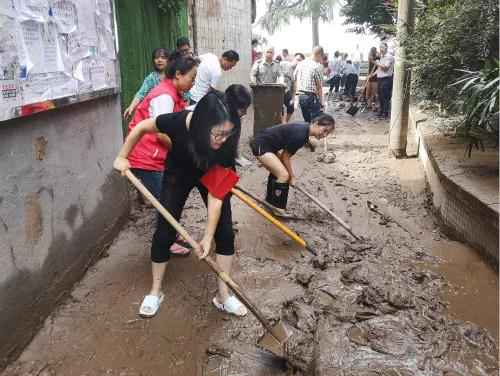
[351,44,362,76]
[343,60,358,99]
[294,46,325,127]
[282,48,292,62]
[366,46,379,111]
[176,37,193,57]
[339,53,348,93]
[375,42,395,119]
[123,48,170,120]
[252,39,259,64]
[189,50,240,106]
[326,51,342,95]
[250,47,283,85]
[280,52,305,122]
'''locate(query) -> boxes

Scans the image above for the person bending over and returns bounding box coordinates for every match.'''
[249,113,335,215]
[114,91,251,318]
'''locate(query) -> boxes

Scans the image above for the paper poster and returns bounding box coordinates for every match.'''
[18,20,43,74]
[1,0,119,122]
[0,16,19,79]
[90,59,106,90]
[20,72,52,103]
[42,22,64,72]
[49,71,77,98]
[0,0,16,17]
[50,0,77,34]
[14,0,50,22]
[0,79,21,119]
[96,21,115,60]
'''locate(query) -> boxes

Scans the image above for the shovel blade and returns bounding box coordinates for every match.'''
[257,321,291,358]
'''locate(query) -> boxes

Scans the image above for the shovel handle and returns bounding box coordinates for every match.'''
[231,188,313,253]
[293,184,361,241]
[124,170,282,342]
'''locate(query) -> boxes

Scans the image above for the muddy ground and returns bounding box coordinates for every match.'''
[3,98,498,376]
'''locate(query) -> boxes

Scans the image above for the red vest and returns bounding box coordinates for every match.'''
[128,79,186,171]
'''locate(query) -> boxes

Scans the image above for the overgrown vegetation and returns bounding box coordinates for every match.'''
[342,0,499,149]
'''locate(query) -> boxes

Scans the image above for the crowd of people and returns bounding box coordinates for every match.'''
[251,40,395,120]
[115,37,335,318]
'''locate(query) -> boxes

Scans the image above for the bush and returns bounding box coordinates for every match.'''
[407,0,499,111]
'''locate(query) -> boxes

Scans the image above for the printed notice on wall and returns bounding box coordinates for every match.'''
[0,0,118,123]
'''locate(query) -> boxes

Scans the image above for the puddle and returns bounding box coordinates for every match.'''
[429,239,499,341]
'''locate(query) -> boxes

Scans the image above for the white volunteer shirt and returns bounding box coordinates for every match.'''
[376,54,395,78]
[149,95,175,118]
[189,53,222,103]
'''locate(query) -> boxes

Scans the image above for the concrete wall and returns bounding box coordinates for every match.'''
[190,0,252,89]
[0,96,129,367]
[410,108,499,264]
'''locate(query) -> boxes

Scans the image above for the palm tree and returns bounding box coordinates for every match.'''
[258,0,337,47]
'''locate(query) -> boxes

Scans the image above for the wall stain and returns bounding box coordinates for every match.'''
[64,204,79,228]
[24,193,43,244]
[34,137,48,161]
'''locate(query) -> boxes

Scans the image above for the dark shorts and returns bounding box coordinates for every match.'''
[283,91,294,115]
[249,137,275,157]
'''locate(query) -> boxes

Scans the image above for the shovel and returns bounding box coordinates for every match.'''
[292,184,361,241]
[231,187,317,255]
[125,170,290,357]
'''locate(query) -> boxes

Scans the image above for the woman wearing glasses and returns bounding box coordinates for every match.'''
[249,113,335,215]
[114,87,251,318]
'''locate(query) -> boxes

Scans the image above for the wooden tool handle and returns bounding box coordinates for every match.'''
[125,170,282,341]
[231,188,306,248]
[293,184,360,240]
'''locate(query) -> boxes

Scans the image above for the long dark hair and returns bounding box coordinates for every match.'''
[222,84,251,159]
[188,92,236,170]
[165,51,199,79]
[152,48,170,72]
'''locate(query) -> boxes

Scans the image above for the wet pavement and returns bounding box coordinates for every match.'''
[3,100,498,375]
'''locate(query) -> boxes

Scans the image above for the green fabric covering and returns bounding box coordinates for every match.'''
[115,0,188,129]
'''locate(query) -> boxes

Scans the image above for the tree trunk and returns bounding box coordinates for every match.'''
[389,0,415,157]
[312,14,319,47]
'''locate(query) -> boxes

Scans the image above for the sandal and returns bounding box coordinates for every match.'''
[212,296,248,317]
[170,242,191,256]
[139,292,164,317]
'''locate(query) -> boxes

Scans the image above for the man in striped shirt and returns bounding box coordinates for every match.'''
[294,46,325,125]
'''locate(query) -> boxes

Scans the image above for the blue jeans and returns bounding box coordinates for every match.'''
[130,168,163,199]
[299,93,321,123]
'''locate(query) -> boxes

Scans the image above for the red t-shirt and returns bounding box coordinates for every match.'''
[128,79,186,171]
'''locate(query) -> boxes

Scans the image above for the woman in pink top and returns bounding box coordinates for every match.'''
[128,53,199,254]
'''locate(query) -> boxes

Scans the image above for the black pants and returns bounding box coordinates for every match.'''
[283,91,294,115]
[344,74,358,97]
[151,171,235,263]
[326,75,341,93]
[377,76,393,116]
[299,93,321,123]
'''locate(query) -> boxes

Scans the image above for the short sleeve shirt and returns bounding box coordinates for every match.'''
[294,59,323,93]
[254,122,310,155]
[189,53,222,102]
[155,111,196,173]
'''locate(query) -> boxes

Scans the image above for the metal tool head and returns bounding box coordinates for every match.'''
[257,321,291,358]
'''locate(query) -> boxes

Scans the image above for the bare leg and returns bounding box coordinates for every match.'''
[256,152,289,183]
[215,254,246,315]
[285,112,293,122]
[150,261,168,296]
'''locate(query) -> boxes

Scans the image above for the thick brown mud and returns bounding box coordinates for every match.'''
[3,102,498,375]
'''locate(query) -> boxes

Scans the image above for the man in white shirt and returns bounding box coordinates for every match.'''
[375,42,395,119]
[189,50,240,105]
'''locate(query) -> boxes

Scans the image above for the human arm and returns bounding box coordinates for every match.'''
[113,118,166,173]
[124,73,159,119]
[123,97,141,120]
[198,193,223,259]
